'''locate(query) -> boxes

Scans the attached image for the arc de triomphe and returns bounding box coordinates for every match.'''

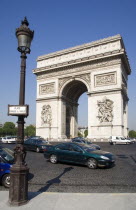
[33,35,131,139]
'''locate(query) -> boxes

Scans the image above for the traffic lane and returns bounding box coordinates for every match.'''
[27,142,136,192]
[27,159,136,193]
[1,143,136,193]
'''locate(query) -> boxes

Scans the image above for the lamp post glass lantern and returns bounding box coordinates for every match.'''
[9,17,34,206]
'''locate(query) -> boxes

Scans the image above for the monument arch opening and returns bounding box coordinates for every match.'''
[61,79,88,138]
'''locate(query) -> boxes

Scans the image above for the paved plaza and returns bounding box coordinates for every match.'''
[1,191,136,210]
[1,142,136,209]
[1,142,136,193]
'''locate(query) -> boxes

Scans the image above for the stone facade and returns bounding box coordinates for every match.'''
[33,35,131,139]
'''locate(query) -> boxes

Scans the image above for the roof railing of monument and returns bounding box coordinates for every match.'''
[37,34,122,61]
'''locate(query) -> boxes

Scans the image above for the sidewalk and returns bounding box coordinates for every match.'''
[0,191,136,210]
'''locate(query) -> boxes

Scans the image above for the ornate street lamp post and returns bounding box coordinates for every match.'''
[9,17,34,206]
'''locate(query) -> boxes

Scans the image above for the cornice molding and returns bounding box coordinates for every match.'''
[88,88,122,96]
[36,96,59,102]
[33,50,123,74]
[37,34,122,61]
[33,34,131,76]
[35,57,121,80]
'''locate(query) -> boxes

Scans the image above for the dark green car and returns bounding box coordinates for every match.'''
[44,143,115,169]
[24,137,49,152]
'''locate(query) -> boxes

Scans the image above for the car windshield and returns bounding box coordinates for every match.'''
[74,137,84,141]
[37,139,47,144]
[0,148,14,163]
[84,140,92,144]
[79,145,96,152]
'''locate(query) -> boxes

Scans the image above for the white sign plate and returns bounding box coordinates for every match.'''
[8,105,29,116]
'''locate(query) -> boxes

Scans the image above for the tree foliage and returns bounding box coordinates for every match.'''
[78,132,83,137]
[24,125,36,137]
[129,130,136,138]
[0,122,36,137]
[84,130,88,137]
[0,122,17,136]
[3,122,15,130]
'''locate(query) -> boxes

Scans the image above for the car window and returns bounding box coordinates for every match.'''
[31,140,36,145]
[83,146,95,152]
[0,148,14,163]
[76,140,81,143]
[70,144,82,152]
[79,144,95,152]
[30,136,41,140]
[25,139,31,144]
[56,144,70,151]
[87,141,92,144]
[36,140,46,145]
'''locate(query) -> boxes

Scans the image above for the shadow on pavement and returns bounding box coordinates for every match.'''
[28,173,34,181]
[28,166,74,200]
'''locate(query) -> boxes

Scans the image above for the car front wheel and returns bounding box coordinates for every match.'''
[87,158,97,169]
[2,174,10,188]
[50,154,58,164]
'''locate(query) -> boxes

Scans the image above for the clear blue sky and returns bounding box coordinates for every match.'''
[0,0,136,130]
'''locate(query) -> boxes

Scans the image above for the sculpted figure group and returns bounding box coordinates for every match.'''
[97,97,114,123]
[41,105,52,126]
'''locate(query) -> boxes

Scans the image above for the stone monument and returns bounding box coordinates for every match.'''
[33,35,131,139]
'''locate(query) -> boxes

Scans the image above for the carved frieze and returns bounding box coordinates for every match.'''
[97,97,114,123]
[37,58,120,80]
[59,77,71,89]
[76,73,90,84]
[39,83,55,95]
[95,72,116,87]
[58,73,91,91]
[41,105,52,126]
[37,36,121,68]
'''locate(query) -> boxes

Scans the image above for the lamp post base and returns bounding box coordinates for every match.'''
[9,164,29,206]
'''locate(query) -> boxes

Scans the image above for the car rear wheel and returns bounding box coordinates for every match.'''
[36,147,40,153]
[50,154,58,164]
[113,142,116,145]
[2,174,10,188]
[87,158,97,169]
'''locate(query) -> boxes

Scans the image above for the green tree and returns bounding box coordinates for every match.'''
[0,128,4,137]
[2,122,16,136]
[25,125,36,137]
[84,129,88,137]
[3,122,15,130]
[78,131,83,137]
[129,130,136,138]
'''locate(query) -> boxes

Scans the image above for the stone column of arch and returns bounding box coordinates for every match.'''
[33,34,131,140]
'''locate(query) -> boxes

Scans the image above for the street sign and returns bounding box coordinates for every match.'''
[8,105,29,117]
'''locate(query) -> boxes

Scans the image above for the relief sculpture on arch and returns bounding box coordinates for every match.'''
[97,97,114,123]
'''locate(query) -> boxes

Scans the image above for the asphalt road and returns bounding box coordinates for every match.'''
[1,142,136,193]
